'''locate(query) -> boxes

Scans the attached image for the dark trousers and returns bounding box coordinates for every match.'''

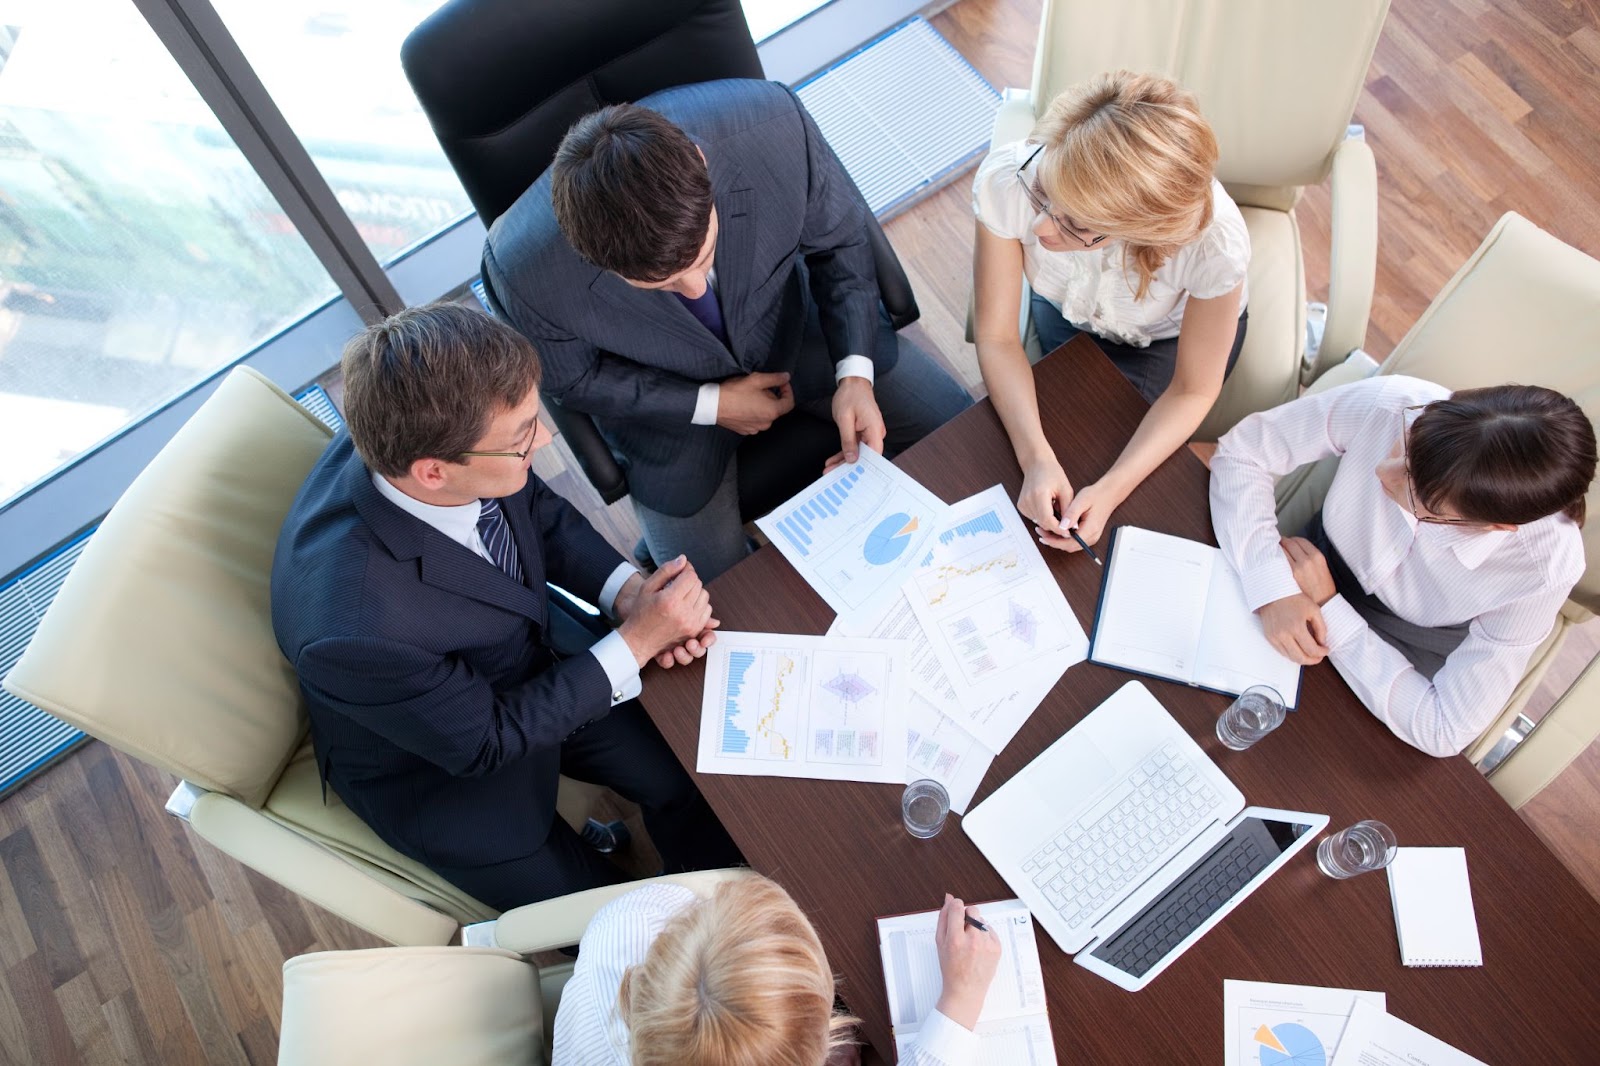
[428,700,743,911]
[1305,511,1469,679]
[1030,293,1249,404]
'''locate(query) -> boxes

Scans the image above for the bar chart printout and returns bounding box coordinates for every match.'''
[755,447,947,616]
[698,632,911,783]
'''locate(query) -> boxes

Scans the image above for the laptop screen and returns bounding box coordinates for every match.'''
[1086,816,1318,979]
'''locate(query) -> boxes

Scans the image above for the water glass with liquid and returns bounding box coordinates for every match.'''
[902,779,951,839]
[1317,819,1398,879]
[1215,685,1287,751]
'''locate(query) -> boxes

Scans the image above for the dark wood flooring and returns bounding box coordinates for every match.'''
[3,1,1598,1061]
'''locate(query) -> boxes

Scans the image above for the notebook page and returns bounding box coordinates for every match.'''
[1387,847,1482,967]
[1093,527,1213,683]
[1193,555,1303,705]
[878,899,1055,1064]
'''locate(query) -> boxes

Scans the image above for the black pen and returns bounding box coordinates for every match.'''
[1066,527,1103,566]
[963,914,989,933]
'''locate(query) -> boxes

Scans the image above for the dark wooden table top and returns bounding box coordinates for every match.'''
[637,336,1600,1064]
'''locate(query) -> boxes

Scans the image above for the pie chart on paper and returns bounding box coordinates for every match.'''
[863,513,918,565]
[1255,1022,1326,1066]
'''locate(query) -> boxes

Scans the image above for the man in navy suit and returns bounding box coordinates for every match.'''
[271,303,739,909]
[483,78,971,581]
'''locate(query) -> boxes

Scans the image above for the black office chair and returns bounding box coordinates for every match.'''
[400,0,921,522]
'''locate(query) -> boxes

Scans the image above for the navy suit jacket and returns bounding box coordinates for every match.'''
[482,78,892,517]
[270,435,627,870]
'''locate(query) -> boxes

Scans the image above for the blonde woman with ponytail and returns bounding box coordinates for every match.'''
[551,876,999,1065]
[972,70,1250,554]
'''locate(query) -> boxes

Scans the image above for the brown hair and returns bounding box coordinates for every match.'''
[340,302,541,478]
[1409,385,1597,526]
[619,876,858,1066]
[551,104,713,282]
[1032,71,1219,300]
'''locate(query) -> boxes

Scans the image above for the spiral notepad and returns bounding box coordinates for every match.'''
[1387,847,1483,967]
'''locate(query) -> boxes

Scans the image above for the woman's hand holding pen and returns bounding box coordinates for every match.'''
[1018,454,1075,542]
[933,893,1001,1031]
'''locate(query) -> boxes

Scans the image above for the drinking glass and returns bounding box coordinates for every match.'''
[1215,685,1287,750]
[902,779,951,839]
[1317,820,1398,878]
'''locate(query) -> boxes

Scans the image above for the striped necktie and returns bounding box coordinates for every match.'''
[476,497,524,585]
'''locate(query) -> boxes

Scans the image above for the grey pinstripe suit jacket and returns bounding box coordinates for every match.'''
[482,79,893,517]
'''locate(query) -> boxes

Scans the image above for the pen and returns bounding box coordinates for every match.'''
[1066,527,1103,566]
[963,914,989,933]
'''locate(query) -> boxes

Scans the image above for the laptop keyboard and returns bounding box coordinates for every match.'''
[1020,742,1219,930]
[1091,821,1276,977]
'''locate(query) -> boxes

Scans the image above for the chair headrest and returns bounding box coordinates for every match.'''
[1382,213,1600,613]
[1031,0,1390,197]
[401,0,762,226]
[4,368,332,807]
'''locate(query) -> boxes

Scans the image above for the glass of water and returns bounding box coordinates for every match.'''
[902,779,951,839]
[1317,820,1398,879]
[1215,685,1286,750]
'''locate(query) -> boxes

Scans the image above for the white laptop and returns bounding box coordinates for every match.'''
[963,681,1327,991]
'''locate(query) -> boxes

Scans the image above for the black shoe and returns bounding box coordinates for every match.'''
[580,817,631,855]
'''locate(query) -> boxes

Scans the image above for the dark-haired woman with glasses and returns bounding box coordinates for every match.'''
[1210,375,1596,757]
[972,71,1250,556]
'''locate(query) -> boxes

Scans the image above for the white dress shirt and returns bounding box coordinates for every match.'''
[688,269,876,425]
[550,884,979,1066]
[972,139,1250,346]
[371,473,642,704]
[1210,376,1585,756]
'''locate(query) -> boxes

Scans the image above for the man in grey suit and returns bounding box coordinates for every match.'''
[482,78,971,580]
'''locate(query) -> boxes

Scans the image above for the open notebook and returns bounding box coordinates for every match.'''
[1090,527,1301,707]
[877,899,1057,1064]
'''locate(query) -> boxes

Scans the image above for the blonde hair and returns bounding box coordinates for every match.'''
[1031,70,1219,300]
[619,876,858,1066]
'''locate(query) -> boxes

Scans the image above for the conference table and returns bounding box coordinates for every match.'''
[637,337,1600,1063]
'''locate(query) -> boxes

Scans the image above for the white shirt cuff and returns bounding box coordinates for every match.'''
[1321,594,1366,651]
[692,382,721,426]
[1241,557,1305,613]
[834,354,875,386]
[589,631,642,706]
[915,1009,981,1062]
[597,562,639,620]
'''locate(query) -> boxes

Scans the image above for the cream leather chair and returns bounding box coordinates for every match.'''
[277,869,752,1066]
[977,0,1390,439]
[1,366,613,945]
[1273,213,1600,808]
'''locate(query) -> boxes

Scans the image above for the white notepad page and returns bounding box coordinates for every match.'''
[1387,847,1483,967]
[878,899,1057,1065]
[1093,527,1301,704]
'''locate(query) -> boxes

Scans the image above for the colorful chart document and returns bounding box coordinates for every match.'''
[1224,980,1386,1066]
[697,632,910,783]
[1330,1000,1487,1066]
[878,899,1057,1066]
[755,447,948,617]
[903,691,993,814]
[901,484,1088,751]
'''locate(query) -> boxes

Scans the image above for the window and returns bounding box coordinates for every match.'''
[0,0,338,507]
[208,0,475,265]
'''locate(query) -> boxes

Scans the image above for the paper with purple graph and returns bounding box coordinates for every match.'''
[697,632,910,783]
[754,447,948,617]
[902,484,1089,752]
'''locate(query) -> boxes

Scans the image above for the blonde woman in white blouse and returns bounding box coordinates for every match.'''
[551,876,999,1066]
[972,71,1250,554]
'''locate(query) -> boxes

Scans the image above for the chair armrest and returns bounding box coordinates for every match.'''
[279,946,543,1066]
[539,397,628,505]
[1303,348,1381,398]
[469,868,753,954]
[990,88,1037,147]
[1310,135,1379,380]
[1489,644,1600,809]
[181,786,459,946]
[869,217,919,330]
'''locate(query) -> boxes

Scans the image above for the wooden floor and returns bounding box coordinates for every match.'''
[4,0,1600,1061]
